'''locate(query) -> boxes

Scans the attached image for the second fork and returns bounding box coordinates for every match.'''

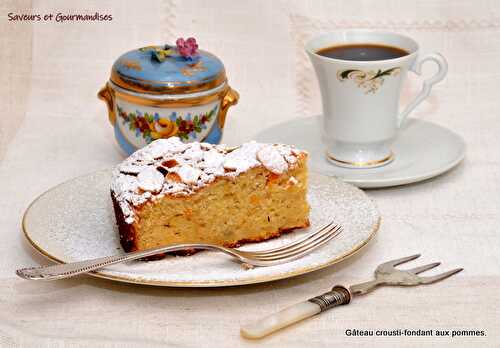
[241,254,463,339]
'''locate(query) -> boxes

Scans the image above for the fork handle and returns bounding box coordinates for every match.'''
[241,285,351,339]
[16,243,219,281]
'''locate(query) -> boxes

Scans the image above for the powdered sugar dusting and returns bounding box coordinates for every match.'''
[257,146,288,174]
[137,167,164,192]
[223,142,263,172]
[111,138,307,224]
[175,165,202,185]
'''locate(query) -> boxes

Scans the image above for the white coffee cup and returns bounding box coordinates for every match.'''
[305,31,447,168]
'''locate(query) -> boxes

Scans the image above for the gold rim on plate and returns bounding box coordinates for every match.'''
[21,170,380,287]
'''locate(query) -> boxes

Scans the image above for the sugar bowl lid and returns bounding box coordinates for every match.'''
[110,38,226,95]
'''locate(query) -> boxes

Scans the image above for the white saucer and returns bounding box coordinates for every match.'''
[255,116,466,189]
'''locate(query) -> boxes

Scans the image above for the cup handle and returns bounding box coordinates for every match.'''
[397,53,448,128]
[98,83,116,125]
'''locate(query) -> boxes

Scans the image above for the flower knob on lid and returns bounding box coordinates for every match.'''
[176,37,199,59]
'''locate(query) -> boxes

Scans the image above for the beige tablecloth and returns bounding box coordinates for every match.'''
[1,0,499,346]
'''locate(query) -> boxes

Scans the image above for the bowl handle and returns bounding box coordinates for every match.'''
[98,83,116,125]
[219,87,239,128]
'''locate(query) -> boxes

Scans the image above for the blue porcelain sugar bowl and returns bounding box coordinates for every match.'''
[98,38,239,155]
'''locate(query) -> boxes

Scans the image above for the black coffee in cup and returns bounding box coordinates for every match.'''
[316,44,409,61]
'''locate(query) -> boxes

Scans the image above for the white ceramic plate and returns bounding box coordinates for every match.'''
[22,170,379,287]
[255,117,466,188]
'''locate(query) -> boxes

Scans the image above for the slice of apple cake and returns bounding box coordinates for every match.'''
[110,137,309,255]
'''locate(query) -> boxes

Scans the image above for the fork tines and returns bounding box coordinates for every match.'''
[239,221,342,262]
[379,254,463,284]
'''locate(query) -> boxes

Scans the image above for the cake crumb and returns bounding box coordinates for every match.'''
[241,263,255,270]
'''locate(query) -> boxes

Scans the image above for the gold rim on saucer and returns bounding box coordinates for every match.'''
[327,152,394,168]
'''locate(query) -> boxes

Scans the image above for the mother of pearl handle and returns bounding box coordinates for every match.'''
[240,285,351,339]
[240,301,321,339]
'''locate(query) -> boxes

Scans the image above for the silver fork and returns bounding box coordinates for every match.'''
[16,221,342,281]
[241,254,463,339]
